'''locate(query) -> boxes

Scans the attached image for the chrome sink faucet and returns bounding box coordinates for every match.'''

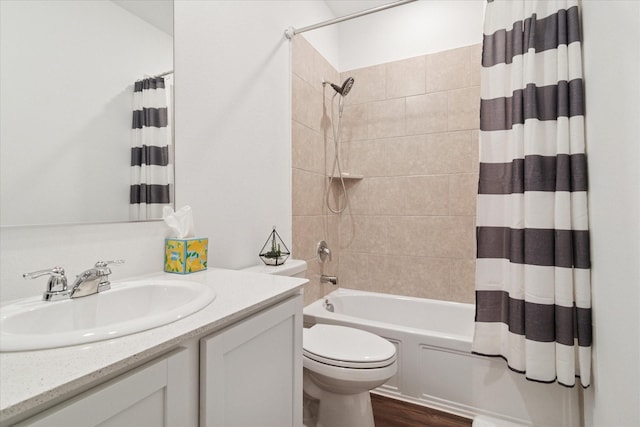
[24,260,124,301]
[70,260,124,298]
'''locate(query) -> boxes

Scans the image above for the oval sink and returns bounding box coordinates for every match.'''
[0,279,215,352]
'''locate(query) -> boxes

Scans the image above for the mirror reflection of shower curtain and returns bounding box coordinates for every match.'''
[129,76,174,220]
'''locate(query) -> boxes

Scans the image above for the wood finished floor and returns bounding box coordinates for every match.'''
[371,393,473,427]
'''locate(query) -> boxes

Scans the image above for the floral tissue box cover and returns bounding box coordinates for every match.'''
[164,238,208,274]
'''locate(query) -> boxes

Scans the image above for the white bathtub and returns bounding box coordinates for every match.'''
[304,288,581,427]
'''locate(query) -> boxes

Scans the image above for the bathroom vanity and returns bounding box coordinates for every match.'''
[0,269,305,426]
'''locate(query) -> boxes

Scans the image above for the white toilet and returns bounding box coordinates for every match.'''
[303,324,397,427]
[242,259,397,427]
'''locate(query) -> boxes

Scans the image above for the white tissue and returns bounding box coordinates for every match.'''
[163,206,195,238]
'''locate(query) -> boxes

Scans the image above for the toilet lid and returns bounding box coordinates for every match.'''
[303,324,396,369]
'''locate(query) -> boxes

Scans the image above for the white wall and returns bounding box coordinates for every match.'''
[334,0,484,71]
[0,0,172,226]
[0,0,338,302]
[173,0,338,270]
[581,1,640,426]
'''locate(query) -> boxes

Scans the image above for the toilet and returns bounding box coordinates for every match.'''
[302,324,397,427]
[242,259,398,427]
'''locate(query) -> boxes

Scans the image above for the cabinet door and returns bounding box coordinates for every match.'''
[200,294,303,427]
[18,347,193,427]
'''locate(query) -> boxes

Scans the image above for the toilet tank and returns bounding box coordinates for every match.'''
[241,259,307,278]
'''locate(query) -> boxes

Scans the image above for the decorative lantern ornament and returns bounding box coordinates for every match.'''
[259,226,291,266]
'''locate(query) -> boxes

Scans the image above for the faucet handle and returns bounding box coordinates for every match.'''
[23,266,70,301]
[94,260,125,268]
[23,266,66,281]
[317,241,332,263]
[93,260,124,292]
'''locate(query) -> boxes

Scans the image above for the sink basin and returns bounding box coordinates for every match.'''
[0,279,216,352]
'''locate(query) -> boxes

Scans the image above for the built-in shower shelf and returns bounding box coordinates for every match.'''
[328,173,363,180]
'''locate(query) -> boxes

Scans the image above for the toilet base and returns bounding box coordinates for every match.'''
[303,369,376,427]
[315,390,374,427]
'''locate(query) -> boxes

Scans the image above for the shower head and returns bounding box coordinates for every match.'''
[328,77,355,97]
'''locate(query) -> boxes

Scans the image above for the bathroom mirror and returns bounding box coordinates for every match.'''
[0,0,174,227]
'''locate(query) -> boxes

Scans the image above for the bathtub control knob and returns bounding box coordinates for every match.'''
[324,299,334,312]
[317,240,332,263]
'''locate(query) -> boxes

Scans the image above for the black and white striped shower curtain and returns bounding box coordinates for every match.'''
[473,0,592,387]
[130,76,173,220]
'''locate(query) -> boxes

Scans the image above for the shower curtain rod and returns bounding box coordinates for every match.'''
[284,0,418,39]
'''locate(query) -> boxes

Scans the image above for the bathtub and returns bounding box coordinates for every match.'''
[304,288,581,427]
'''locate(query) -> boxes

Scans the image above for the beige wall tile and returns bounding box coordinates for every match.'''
[448,86,480,131]
[449,174,479,216]
[292,74,323,132]
[343,179,369,215]
[406,92,448,135]
[293,36,339,94]
[292,121,323,174]
[424,131,473,174]
[402,256,451,300]
[367,176,449,216]
[346,140,382,177]
[426,46,471,93]
[344,137,428,178]
[292,215,324,261]
[339,215,390,254]
[349,136,431,177]
[426,47,471,92]
[378,136,429,176]
[340,102,368,142]
[368,98,405,139]
[366,177,406,215]
[302,260,323,306]
[471,130,480,173]
[292,168,325,215]
[323,131,338,175]
[403,175,450,216]
[469,43,483,87]
[315,49,340,91]
[326,179,348,213]
[389,216,475,259]
[386,56,426,99]
[449,259,476,303]
[338,252,369,291]
[366,254,408,294]
[342,64,385,104]
[292,35,316,85]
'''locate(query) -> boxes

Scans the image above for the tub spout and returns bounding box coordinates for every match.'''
[320,275,338,286]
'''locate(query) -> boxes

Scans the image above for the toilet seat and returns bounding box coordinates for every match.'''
[303,324,396,369]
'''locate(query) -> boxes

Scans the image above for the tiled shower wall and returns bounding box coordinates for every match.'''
[292,36,481,304]
[291,36,341,306]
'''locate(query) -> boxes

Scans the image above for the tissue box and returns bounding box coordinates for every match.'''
[164,238,208,274]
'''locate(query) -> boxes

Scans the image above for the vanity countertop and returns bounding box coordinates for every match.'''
[0,268,306,424]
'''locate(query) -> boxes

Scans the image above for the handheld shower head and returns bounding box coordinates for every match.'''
[327,77,355,96]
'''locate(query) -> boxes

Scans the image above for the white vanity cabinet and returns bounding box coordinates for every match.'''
[200,294,303,427]
[16,347,196,427]
[11,292,303,427]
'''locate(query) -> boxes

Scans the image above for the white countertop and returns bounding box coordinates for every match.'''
[0,268,306,424]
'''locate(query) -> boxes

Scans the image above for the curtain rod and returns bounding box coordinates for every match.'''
[284,0,418,39]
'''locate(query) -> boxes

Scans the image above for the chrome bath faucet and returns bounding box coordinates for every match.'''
[24,260,124,301]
